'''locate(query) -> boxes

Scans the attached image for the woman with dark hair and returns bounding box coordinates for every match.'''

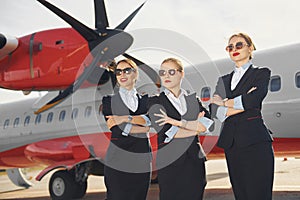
[210,32,274,200]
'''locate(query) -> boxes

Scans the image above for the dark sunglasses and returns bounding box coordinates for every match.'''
[115,67,136,76]
[225,42,248,52]
[158,69,181,76]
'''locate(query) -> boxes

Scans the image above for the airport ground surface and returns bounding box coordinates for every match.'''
[0,158,300,200]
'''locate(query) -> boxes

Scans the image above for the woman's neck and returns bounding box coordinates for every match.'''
[122,85,134,91]
[235,59,249,68]
[168,86,181,98]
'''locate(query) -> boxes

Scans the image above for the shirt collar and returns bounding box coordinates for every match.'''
[119,87,137,96]
[234,61,252,73]
[164,88,187,98]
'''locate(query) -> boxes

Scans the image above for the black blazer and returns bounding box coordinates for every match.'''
[148,92,210,166]
[210,65,273,150]
[102,93,151,154]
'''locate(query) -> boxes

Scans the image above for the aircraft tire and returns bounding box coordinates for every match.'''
[73,180,88,199]
[49,170,75,200]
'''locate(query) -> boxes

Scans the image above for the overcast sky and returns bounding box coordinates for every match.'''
[1,0,300,103]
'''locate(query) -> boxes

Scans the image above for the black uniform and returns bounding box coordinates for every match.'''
[102,93,151,200]
[148,92,209,200]
[210,65,274,200]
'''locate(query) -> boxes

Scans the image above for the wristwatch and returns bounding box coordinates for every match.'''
[128,115,133,122]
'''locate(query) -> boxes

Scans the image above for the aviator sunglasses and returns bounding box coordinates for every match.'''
[158,69,181,76]
[115,67,136,76]
[225,41,249,52]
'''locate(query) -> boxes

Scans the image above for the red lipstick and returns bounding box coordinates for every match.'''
[233,52,240,57]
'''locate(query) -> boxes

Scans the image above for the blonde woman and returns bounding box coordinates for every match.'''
[102,59,151,200]
[148,58,213,200]
[210,33,274,200]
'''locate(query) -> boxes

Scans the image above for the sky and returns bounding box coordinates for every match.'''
[1,0,300,103]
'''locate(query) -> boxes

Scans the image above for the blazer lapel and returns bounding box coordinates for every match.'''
[232,65,255,95]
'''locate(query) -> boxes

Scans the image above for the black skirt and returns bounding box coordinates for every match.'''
[157,150,207,200]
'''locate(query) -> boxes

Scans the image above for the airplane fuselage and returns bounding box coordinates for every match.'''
[1,43,300,170]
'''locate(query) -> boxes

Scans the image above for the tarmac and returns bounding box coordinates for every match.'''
[0,158,299,200]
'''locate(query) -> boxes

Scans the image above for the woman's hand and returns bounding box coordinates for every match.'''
[154,109,181,127]
[106,115,128,129]
[211,94,225,106]
[198,111,205,118]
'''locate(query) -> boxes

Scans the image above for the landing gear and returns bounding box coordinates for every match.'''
[49,170,87,200]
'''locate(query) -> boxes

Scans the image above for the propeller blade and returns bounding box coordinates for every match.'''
[94,0,109,29]
[34,50,104,114]
[123,53,161,88]
[115,2,146,30]
[35,32,133,114]
[37,0,98,41]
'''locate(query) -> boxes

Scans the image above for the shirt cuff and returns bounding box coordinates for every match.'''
[198,117,214,133]
[216,106,228,122]
[233,95,244,110]
[122,123,132,136]
[164,126,179,143]
[141,115,151,126]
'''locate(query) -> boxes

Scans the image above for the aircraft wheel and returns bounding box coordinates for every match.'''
[49,170,74,200]
[73,180,88,199]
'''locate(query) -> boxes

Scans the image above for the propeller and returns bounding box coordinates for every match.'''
[34,31,132,114]
[35,0,160,114]
[35,0,143,114]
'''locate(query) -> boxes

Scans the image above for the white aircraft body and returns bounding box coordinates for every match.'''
[0,43,300,199]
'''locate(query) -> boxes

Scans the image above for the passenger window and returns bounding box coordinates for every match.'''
[24,116,30,126]
[47,112,54,123]
[296,72,300,88]
[269,76,281,92]
[71,108,79,119]
[59,110,66,122]
[200,87,211,102]
[85,106,92,118]
[35,114,42,125]
[4,119,9,129]
[13,117,20,128]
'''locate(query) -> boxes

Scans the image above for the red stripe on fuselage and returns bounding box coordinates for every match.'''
[0,133,299,168]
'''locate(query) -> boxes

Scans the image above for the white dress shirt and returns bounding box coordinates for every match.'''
[119,87,138,112]
[163,88,213,143]
[216,62,252,122]
[118,87,150,136]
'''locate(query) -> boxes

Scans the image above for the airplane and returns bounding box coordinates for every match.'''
[1,42,300,199]
[0,0,160,114]
[0,0,299,200]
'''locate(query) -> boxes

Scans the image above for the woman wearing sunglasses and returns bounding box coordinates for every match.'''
[148,58,213,200]
[102,59,152,200]
[210,33,274,200]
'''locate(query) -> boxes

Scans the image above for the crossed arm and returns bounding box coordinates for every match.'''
[211,86,257,117]
[106,115,150,134]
